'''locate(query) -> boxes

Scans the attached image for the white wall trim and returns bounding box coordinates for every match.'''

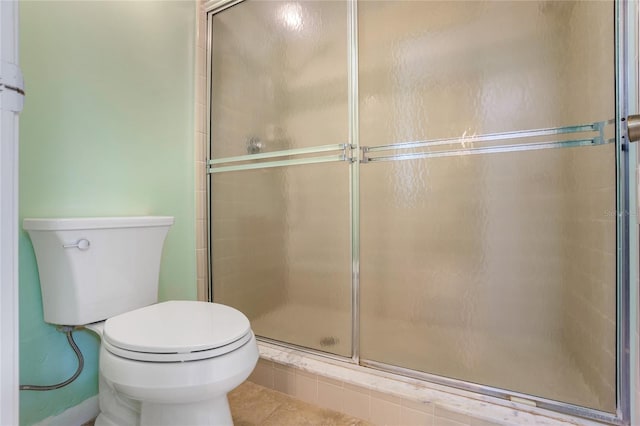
[32,396,99,426]
[0,1,21,425]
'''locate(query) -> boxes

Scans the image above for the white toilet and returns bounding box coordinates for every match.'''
[24,216,258,426]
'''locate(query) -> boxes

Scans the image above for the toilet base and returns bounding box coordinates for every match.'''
[94,397,233,426]
[141,398,233,426]
[95,372,236,426]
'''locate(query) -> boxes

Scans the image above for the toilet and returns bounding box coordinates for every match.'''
[23,216,258,426]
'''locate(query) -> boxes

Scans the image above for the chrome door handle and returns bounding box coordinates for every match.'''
[627,115,640,143]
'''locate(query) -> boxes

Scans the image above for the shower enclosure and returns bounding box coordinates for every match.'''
[207,0,631,422]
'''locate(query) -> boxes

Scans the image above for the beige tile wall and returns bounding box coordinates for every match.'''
[206,1,351,329]
[210,169,287,318]
[357,0,613,333]
[195,1,208,301]
[206,2,292,318]
[558,1,617,411]
[357,0,617,411]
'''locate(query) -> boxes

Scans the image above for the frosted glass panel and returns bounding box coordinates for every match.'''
[359,1,614,143]
[359,0,616,413]
[211,0,347,158]
[360,147,616,410]
[211,163,351,357]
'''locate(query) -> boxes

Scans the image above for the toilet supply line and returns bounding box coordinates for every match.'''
[19,326,85,391]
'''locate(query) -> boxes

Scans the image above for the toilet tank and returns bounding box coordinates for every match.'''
[23,216,174,325]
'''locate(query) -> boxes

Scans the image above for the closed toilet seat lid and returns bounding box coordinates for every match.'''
[103,301,252,362]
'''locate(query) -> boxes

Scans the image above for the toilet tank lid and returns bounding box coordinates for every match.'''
[23,216,174,231]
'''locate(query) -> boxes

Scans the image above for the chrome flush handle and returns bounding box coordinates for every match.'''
[63,239,91,250]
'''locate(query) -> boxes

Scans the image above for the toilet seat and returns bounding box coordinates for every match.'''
[103,300,252,362]
[102,332,253,362]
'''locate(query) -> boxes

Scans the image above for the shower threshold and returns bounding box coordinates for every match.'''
[255,341,606,426]
[250,303,615,425]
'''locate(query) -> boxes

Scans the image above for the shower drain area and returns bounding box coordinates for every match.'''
[251,305,351,356]
[319,336,339,348]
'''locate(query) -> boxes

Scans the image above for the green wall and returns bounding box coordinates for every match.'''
[18,1,197,424]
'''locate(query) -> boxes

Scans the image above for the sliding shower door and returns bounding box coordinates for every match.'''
[208,0,352,356]
[358,0,616,413]
[208,0,625,419]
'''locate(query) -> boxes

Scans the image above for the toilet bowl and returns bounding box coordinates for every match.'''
[23,217,258,426]
[90,301,259,426]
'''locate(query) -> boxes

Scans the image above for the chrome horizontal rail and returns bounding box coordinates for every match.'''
[209,143,348,165]
[364,138,612,164]
[363,122,606,154]
[208,153,347,173]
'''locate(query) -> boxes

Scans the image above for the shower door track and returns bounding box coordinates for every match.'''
[361,360,623,425]
[205,0,634,424]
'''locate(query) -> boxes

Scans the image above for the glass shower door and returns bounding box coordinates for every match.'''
[209,0,352,356]
[358,0,617,412]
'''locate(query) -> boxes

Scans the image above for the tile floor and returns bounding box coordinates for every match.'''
[230,381,370,426]
[82,381,369,426]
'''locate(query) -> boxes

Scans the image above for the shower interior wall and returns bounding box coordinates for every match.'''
[356,1,615,411]
[358,0,616,411]
[210,5,285,317]
[557,1,617,411]
[210,0,617,413]
[210,1,351,322]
